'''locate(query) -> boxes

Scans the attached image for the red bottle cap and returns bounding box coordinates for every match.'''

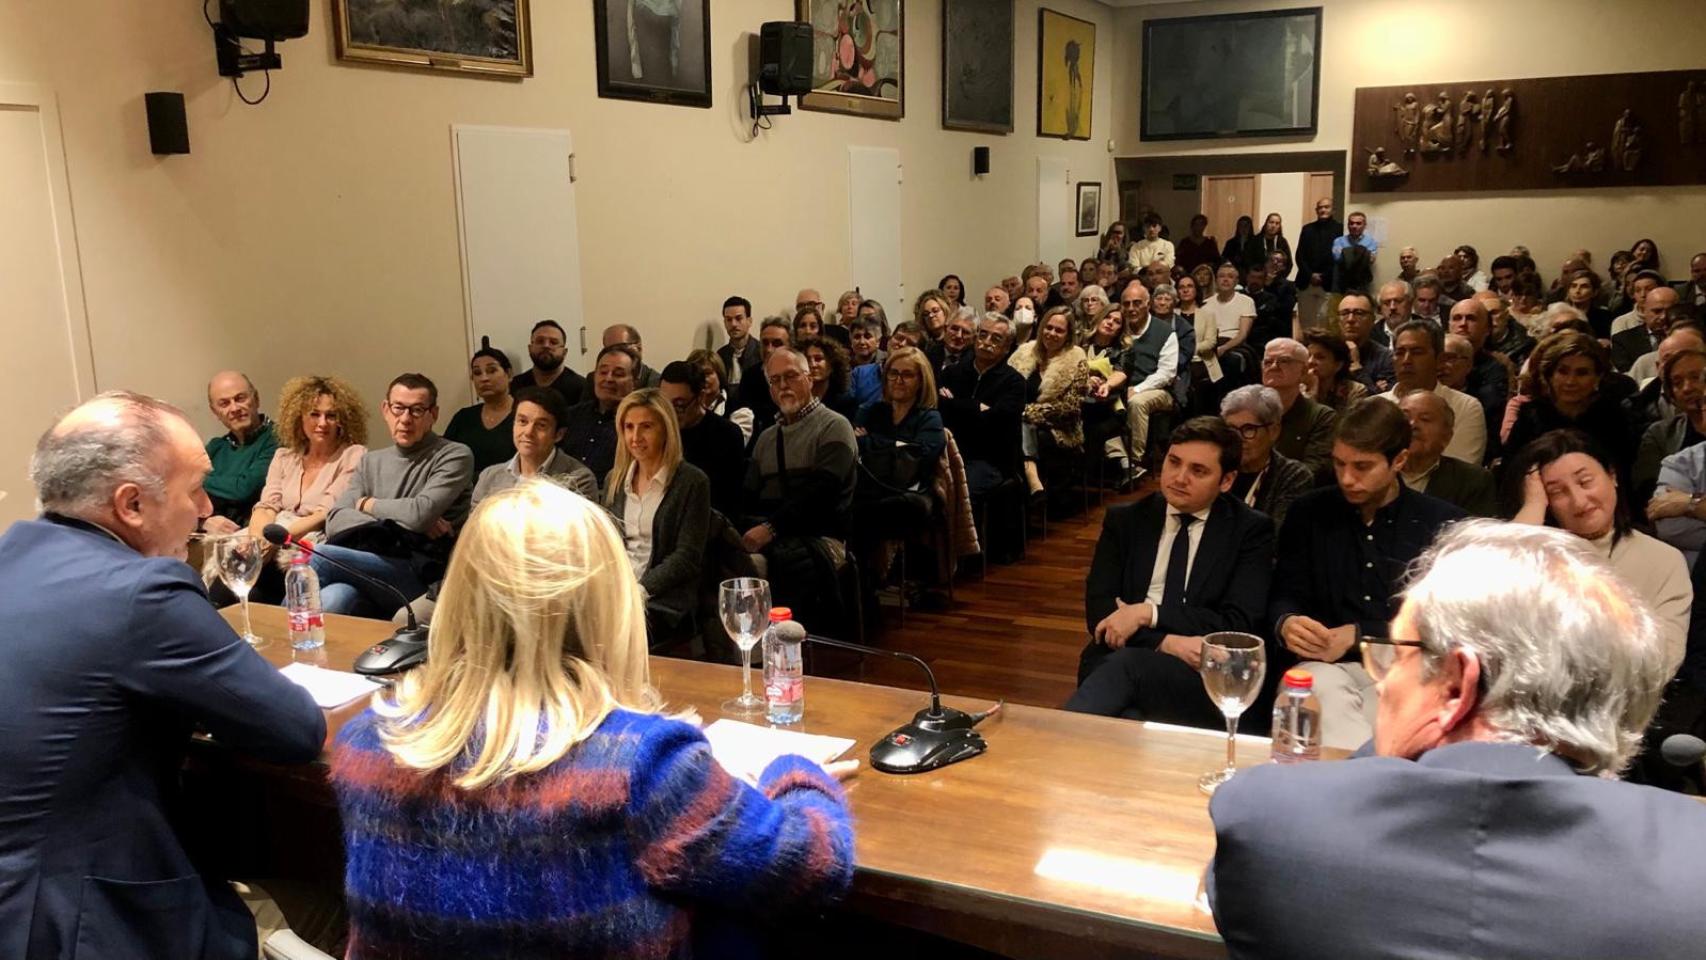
[1283,668,1313,690]
[769,607,793,622]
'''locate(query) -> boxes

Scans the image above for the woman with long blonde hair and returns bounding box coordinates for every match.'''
[604,389,711,636]
[331,480,855,958]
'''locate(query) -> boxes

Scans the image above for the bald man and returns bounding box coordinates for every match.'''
[203,370,278,532]
[1397,389,1497,516]
[1447,298,1509,463]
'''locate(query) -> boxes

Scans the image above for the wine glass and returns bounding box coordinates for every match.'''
[216,533,266,646]
[1197,631,1267,795]
[719,577,771,717]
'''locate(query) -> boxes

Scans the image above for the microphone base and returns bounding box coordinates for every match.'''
[352,625,429,676]
[911,705,978,733]
[869,714,987,775]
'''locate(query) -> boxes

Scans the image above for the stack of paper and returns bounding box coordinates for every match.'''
[279,662,385,709]
[701,719,855,784]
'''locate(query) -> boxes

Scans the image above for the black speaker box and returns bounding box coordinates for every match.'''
[145,92,190,155]
[759,21,813,97]
[973,146,990,176]
[220,0,309,41]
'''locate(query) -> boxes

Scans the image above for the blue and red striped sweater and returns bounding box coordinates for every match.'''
[330,708,855,959]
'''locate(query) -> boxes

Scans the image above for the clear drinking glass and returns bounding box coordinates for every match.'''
[1197,631,1267,795]
[216,533,266,646]
[719,577,771,717]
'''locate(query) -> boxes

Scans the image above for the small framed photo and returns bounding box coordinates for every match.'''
[593,0,713,108]
[1076,181,1101,236]
[333,0,533,78]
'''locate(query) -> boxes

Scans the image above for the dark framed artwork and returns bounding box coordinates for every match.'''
[333,0,533,78]
[1037,8,1095,140]
[797,0,905,120]
[592,0,712,107]
[1141,7,1321,141]
[942,0,1013,133]
[1075,182,1101,236]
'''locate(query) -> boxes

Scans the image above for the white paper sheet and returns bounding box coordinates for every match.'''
[702,719,855,785]
[279,662,384,709]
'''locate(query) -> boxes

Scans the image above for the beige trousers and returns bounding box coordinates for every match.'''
[1120,388,1176,466]
[1298,661,1379,751]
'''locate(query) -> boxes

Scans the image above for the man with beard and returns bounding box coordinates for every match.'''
[562,345,640,486]
[510,319,586,406]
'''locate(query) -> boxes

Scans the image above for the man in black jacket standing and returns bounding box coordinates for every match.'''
[1293,197,1342,328]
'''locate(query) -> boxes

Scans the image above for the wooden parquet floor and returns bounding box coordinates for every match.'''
[822,481,1155,711]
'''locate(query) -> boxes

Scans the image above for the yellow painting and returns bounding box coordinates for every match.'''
[1037,8,1094,140]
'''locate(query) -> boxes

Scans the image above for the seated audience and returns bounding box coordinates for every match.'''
[317,374,474,617]
[1009,307,1088,500]
[471,386,597,505]
[1221,215,1255,272]
[983,283,1011,319]
[1271,398,1465,749]
[1338,292,1394,393]
[564,344,640,483]
[1198,262,1257,384]
[1175,213,1220,276]
[1561,267,1615,338]
[330,480,854,959]
[1446,298,1510,461]
[605,389,711,637]
[510,319,585,407]
[601,323,661,388]
[1411,275,1449,325]
[792,303,826,342]
[658,362,745,517]
[443,342,517,474]
[1649,434,1706,568]
[1260,338,1337,484]
[1395,245,1420,285]
[732,318,792,442]
[1300,328,1368,411]
[858,298,891,337]
[937,274,972,322]
[1066,418,1276,724]
[1371,279,1414,346]
[740,348,859,628]
[1397,389,1498,517]
[1128,213,1176,270]
[1210,520,1706,960]
[1219,385,1314,528]
[717,295,762,394]
[1680,251,1706,310]
[1609,269,1666,336]
[1,392,325,960]
[1242,263,1289,354]
[1115,281,1179,482]
[1439,333,1474,391]
[1505,331,1635,485]
[852,347,946,571]
[1242,213,1290,278]
[1263,251,1300,337]
[1377,320,1488,465]
[939,313,1026,499]
[834,289,863,328]
[202,370,279,531]
[913,288,951,343]
[1081,304,1129,456]
[848,318,888,408]
[1455,242,1488,291]
[1512,430,1690,678]
[930,310,976,373]
[1635,346,1706,507]
[1630,321,1703,387]
[1613,285,1683,373]
[801,336,859,421]
[1434,254,1474,304]
[1480,289,1536,369]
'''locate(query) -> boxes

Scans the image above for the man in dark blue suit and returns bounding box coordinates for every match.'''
[1066,418,1276,728]
[1210,520,1706,959]
[0,392,326,960]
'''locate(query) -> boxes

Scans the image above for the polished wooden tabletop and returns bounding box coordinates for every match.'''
[225,604,1279,959]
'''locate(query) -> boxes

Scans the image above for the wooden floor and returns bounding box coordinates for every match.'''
[822,480,1154,711]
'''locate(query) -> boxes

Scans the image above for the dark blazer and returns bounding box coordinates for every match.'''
[1611,325,1660,373]
[0,515,325,960]
[1081,493,1276,673]
[1419,456,1498,517]
[1276,395,1337,485]
[938,360,1026,477]
[1247,450,1315,528]
[1209,741,1706,960]
[716,338,762,387]
[607,462,711,621]
[1293,217,1342,289]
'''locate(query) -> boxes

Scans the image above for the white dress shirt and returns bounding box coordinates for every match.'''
[1143,503,1213,607]
[621,462,671,580]
[1377,383,1487,464]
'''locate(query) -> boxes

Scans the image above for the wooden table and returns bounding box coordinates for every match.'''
[226,605,1264,960]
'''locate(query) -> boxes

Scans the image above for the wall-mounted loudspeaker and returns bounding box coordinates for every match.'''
[219,0,309,40]
[145,92,190,155]
[973,147,990,177]
[758,22,813,97]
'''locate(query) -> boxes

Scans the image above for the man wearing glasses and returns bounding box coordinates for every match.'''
[1219,385,1314,528]
[659,360,745,517]
[510,319,586,407]
[1337,292,1394,393]
[938,313,1027,501]
[318,373,474,616]
[1268,398,1463,750]
[1210,521,1706,958]
[1259,338,1337,486]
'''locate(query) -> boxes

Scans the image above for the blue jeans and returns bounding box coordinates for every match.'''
[309,544,425,618]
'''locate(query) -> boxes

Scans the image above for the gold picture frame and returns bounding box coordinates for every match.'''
[333,0,533,79]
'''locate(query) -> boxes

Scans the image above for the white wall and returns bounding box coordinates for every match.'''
[1256,172,1306,231]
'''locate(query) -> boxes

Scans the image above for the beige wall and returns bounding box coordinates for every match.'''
[1112,0,1706,283]
[0,0,1115,436]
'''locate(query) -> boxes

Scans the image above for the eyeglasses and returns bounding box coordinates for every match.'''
[387,403,432,420]
[1360,636,1428,682]
[886,369,920,381]
[1229,422,1275,440]
[766,370,808,387]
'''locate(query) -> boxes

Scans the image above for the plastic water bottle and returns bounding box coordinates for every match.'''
[763,607,805,725]
[284,549,326,651]
[1270,667,1321,763]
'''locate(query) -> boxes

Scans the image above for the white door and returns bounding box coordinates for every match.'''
[847,146,903,315]
[0,85,95,529]
[452,125,586,402]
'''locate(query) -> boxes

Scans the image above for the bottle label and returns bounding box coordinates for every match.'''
[288,610,324,632]
[765,677,803,704]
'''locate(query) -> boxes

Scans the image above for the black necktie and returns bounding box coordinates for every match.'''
[1162,513,1196,608]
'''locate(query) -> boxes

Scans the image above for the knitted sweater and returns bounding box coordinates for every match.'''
[331,708,855,960]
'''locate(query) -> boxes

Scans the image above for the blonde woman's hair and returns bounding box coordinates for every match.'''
[276,375,368,454]
[604,388,683,504]
[374,480,661,789]
[882,346,936,409]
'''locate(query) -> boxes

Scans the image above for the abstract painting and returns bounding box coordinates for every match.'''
[333,0,532,77]
[593,0,712,108]
[1037,8,1095,140]
[1141,7,1321,141]
[942,0,1013,133]
[797,0,905,121]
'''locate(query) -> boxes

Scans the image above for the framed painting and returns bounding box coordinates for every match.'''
[797,0,905,120]
[1037,8,1095,140]
[592,0,712,107]
[942,0,1013,133]
[1076,181,1101,236]
[1141,7,1322,141]
[333,0,532,78]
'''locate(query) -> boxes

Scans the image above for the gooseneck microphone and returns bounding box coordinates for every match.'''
[1660,733,1706,770]
[261,524,428,675]
[795,628,1001,775]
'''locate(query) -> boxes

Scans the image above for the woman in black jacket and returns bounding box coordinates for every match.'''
[605,389,711,641]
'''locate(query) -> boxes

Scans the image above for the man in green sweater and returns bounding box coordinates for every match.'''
[202,370,277,533]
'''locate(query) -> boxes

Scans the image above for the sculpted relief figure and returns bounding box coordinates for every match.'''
[1393,92,1422,152]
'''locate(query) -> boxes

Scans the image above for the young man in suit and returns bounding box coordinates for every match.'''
[716,295,763,392]
[1065,418,1276,728]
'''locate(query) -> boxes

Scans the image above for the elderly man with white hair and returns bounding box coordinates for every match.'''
[1396,389,1497,516]
[1211,520,1706,959]
[1259,337,1337,483]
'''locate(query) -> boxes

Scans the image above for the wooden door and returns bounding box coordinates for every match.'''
[1200,175,1257,251]
[1304,171,1335,224]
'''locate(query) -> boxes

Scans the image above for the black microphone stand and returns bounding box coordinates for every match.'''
[261,524,428,675]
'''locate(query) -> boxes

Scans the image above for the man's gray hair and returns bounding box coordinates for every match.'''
[1413,275,1444,295]
[30,391,187,516]
[1398,386,1455,429]
[1403,520,1669,776]
[766,346,810,374]
[1151,283,1177,302]
[1380,279,1414,301]
[979,311,1012,333]
[1265,337,1307,361]
[1079,284,1106,303]
[1220,384,1282,425]
[1543,302,1587,326]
